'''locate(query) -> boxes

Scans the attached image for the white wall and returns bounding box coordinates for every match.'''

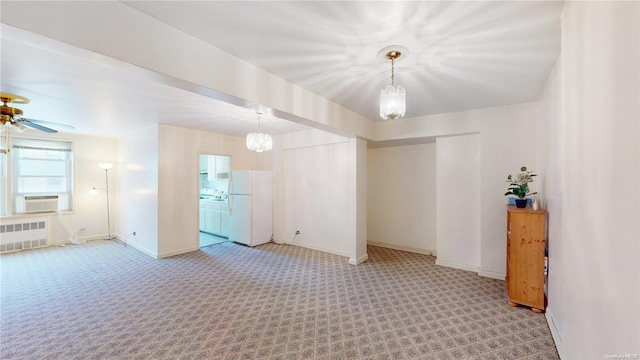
[74,134,120,242]
[477,107,539,279]
[367,143,437,254]
[538,2,639,358]
[0,131,119,246]
[273,128,365,263]
[436,134,481,272]
[281,136,354,257]
[116,123,265,259]
[375,103,538,278]
[117,124,159,256]
[273,129,354,245]
[156,124,260,258]
[352,138,368,265]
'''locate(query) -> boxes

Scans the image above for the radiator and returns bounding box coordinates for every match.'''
[24,195,59,213]
[0,221,48,253]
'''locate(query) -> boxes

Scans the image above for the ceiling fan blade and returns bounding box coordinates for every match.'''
[19,119,58,133]
[24,118,75,130]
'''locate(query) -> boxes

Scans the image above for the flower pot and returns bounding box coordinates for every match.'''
[515,199,527,208]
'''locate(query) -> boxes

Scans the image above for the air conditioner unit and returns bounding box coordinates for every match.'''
[24,195,59,213]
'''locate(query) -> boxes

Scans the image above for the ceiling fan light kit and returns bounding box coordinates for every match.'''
[378,45,407,121]
[246,111,273,153]
[0,93,74,134]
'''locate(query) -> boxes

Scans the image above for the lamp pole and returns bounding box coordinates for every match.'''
[98,163,115,240]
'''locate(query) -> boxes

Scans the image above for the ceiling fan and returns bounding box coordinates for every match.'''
[0,92,74,133]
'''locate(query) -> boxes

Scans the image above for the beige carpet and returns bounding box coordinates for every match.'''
[0,240,559,359]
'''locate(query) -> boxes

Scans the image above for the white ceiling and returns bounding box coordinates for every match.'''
[0,28,309,138]
[0,1,563,138]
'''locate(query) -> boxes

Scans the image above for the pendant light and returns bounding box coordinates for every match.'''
[246,111,273,152]
[378,46,407,120]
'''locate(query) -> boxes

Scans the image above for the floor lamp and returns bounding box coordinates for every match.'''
[90,162,115,240]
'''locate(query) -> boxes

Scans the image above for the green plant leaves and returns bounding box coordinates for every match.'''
[505,166,537,199]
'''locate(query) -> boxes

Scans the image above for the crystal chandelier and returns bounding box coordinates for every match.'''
[246,111,273,152]
[379,46,407,120]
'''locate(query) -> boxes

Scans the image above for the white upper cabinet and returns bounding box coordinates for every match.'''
[202,155,230,181]
[215,156,230,178]
[207,156,216,181]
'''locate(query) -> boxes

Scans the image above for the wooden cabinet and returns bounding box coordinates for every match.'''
[506,205,546,313]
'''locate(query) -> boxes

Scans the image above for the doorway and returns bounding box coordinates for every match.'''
[199,154,232,248]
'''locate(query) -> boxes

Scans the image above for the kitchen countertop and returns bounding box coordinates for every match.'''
[199,197,228,203]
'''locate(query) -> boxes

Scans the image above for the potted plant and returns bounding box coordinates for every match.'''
[505,166,537,208]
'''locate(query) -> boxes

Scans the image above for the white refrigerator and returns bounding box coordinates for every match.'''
[228,170,273,246]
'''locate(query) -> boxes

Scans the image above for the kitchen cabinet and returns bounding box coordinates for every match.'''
[220,204,229,237]
[215,156,230,178]
[207,156,230,181]
[207,156,216,181]
[199,199,229,238]
[199,200,206,231]
[506,205,546,313]
[204,201,221,234]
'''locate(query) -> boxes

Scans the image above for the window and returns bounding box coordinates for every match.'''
[0,138,74,215]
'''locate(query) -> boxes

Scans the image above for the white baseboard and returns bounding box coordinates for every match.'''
[278,240,350,259]
[122,239,158,258]
[83,234,193,260]
[367,241,437,256]
[478,269,506,280]
[51,235,162,259]
[436,260,505,280]
[545,309,565,359]
[349,253,369,265]
[51,235,102,246]
[157,246,199,259]
[435,259,480,273]
[274,239,364,265]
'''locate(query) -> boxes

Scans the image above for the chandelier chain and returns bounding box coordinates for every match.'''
[391,57,395,86]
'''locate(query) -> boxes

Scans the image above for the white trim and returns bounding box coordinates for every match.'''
[478,269,506,280]
[121,238,159,258]
[51,235,102,246]
[545,310,565,359]
[157,246,199,259]
[279,240,350,259]
[367,240,436,256]
[435,259,480,273]
[349,253,369,265]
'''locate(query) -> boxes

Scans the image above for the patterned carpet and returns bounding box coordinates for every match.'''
[0,240,559,359]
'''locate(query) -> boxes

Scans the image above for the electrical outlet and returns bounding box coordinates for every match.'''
[132,231,136,236]
[295,230,300,235]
